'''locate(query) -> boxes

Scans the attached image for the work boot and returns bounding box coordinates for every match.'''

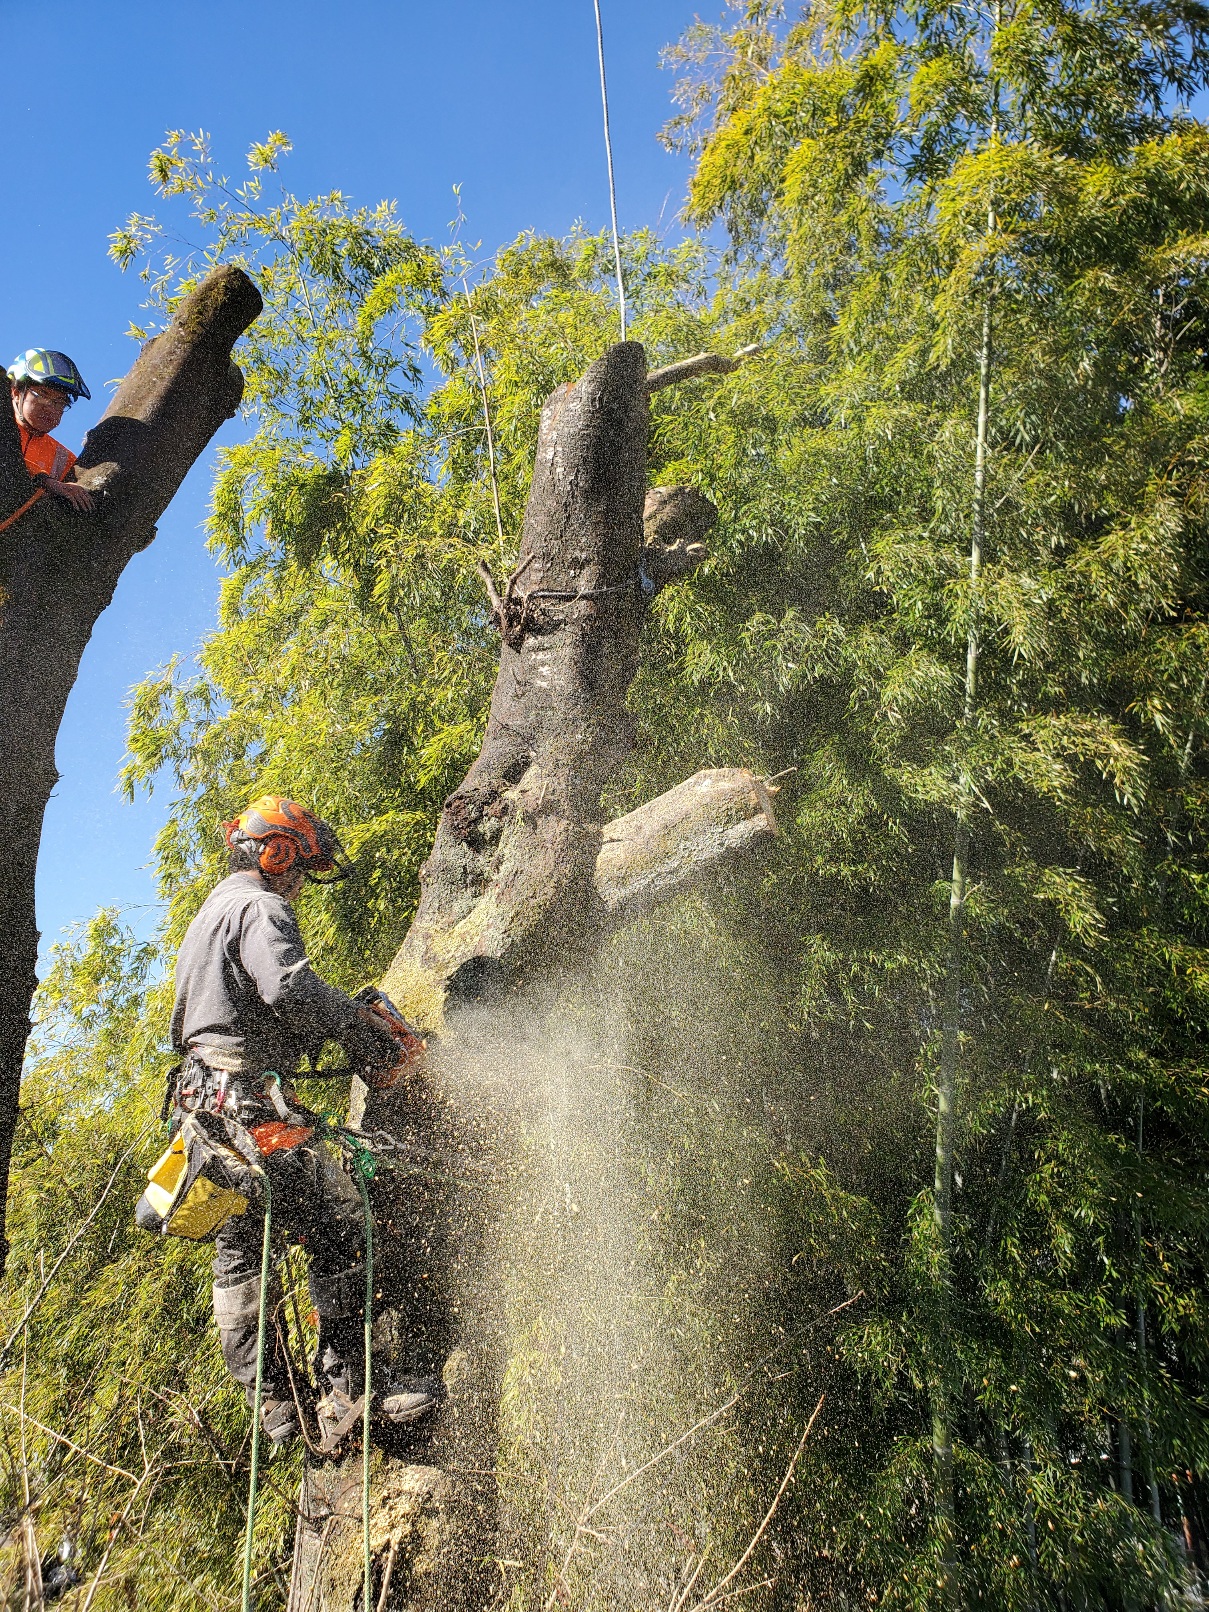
[316,1387,363,1453]
[378,1376,441,1425]
[260,1398,299,1451]
[315,1376,440,1452]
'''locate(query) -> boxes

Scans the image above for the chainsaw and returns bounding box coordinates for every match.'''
[353,985,427,1092]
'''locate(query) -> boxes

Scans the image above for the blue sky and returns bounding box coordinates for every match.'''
[0,0,709,958]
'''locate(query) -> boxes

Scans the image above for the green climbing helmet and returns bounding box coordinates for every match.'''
[7,349,91,403]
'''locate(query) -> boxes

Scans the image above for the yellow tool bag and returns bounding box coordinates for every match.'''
[135,1111,263,1240]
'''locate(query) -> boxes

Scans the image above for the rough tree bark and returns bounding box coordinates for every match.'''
[289,340,774,1610]
[0,266,262,1270]
[381,345,761,1030]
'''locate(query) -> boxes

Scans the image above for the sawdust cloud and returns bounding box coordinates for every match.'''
[426,904,814,1611]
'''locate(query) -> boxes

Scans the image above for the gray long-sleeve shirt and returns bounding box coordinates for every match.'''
[170,873,393,1073]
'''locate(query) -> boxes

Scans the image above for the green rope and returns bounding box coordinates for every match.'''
[234,1110,393,1610]
[240,1171,272,1612]
[351,1143,375,1612]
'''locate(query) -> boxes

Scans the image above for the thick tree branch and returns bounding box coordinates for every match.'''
[0,266,261,1273]
[76,265,261,548]
[594,768,778,922]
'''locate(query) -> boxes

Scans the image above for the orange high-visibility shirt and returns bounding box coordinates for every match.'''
[18,424,76,483]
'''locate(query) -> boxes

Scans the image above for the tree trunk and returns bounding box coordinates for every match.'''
[293,341,775,1610]
[384,341,649,1027]
[0,266,262,1270]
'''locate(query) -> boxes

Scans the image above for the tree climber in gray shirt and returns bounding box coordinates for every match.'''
[171,795,439,1450]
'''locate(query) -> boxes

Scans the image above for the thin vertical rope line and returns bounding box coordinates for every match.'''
[240,1173,272,1612]
[462,274,506,560]
[355,1169,374,1612]
[593,0,627,339]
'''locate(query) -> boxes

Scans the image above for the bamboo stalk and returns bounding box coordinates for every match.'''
[932,258,995,1604]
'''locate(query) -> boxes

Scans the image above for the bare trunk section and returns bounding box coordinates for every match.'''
[383,341,652,1029]
[0,266,261,1269]
[295,342,773,1609]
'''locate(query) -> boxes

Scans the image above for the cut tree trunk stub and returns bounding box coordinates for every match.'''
[384,341,652,1027]
[0,266,261,1271]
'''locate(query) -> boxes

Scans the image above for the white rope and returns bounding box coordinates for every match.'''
[593,0,627,340]
[462,274,506,562]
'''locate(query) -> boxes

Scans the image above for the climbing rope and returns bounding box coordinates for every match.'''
[240,1170,272,1612]
[0,487,45,538]
[346,1135,376,1612]
[592,0,627,340]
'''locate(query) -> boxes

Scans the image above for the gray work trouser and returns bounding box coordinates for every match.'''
[211,1133,367,1405]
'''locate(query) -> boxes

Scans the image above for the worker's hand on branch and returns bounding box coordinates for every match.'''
[45,478,95,513]
[356,1002,391,1036]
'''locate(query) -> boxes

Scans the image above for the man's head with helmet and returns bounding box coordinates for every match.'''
[223,795,352,893]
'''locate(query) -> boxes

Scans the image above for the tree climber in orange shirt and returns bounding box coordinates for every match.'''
[8,349,94,513]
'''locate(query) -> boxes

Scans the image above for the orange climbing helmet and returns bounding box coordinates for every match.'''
[223,795,352,884]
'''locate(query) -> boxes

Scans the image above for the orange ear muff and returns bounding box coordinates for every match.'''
[258,835,298,876]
